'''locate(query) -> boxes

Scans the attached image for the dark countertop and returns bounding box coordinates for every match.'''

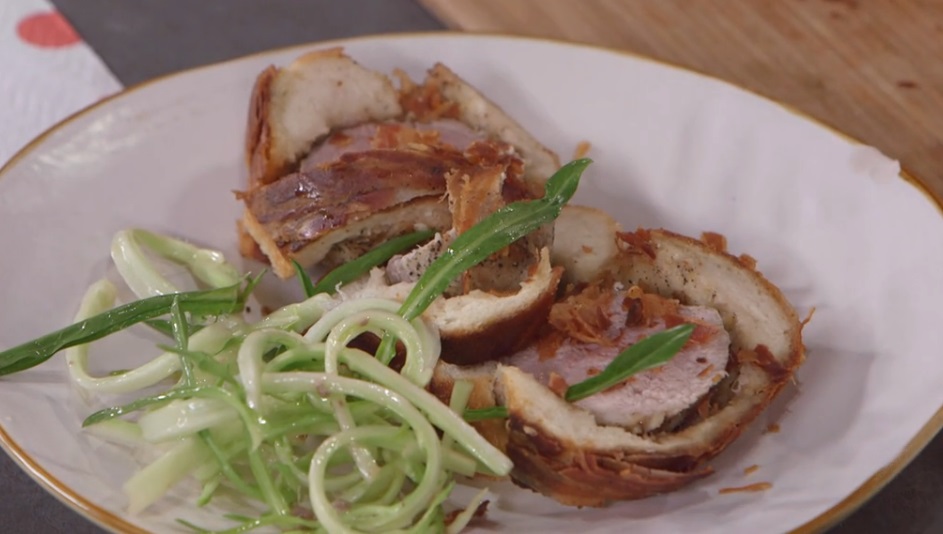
[2,1,939,533]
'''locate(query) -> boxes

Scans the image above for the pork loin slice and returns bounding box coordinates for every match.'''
[299,119,487,171]
[246,49,561,192]
[241,146,466,278]
[386,230,455,287]
[505,293,731,433]
[241,48,562,276]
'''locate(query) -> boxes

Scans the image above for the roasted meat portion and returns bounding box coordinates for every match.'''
[239,48,560,279]
[506,284,731,433]
[240,47,566,365]
[431,206,805,506]
[241,141,515,278]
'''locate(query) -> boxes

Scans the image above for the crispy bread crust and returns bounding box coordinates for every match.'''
[245,48,398,188]
[345,249,563,368]
[439,265,563,365]
[420,63,561,186]
[245,64,278,188]
[494,219,804,505]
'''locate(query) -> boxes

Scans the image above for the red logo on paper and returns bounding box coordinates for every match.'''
[17,11,80,48]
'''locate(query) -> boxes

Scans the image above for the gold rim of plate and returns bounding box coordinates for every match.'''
[0,31,940,534]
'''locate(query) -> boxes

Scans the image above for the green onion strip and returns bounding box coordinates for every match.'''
[62,279,238,394]
[111,228,242,299]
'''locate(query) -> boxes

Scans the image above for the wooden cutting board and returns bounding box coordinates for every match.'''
[420,0,943,200]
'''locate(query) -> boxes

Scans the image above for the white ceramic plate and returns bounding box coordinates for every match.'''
[1,33,942,534]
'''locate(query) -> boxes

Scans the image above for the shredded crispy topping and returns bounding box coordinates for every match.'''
[370,123,443,149]
[738,253,758,270]
[617,229,656,259]
[719,482,772,494]
[548,285,621,346]
[700,231,728,253]
[548,372,570,398]
[572,140,592,159]
[398,71,461,121]
[697,364,715,378]
[737,344,790,381]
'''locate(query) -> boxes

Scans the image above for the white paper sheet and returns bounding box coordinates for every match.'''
[0,0,122,164]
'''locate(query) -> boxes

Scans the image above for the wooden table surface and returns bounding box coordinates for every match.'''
[420,0,943,200]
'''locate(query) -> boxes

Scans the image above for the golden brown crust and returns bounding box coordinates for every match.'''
[245,48,362,189]
[617,228,802,335]
[439,266,564,365]
[420,63,561,184]
[236,218,268,264]
[241,207,290,276]
[245,65,279,188]
[505,415,713,507]
[242,194,451,279]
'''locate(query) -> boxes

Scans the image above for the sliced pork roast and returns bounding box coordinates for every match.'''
[505,284,731,434]
[238,49,805,507]
[431,206,805,506]
[238,47,559,279]
[239,48,563,363]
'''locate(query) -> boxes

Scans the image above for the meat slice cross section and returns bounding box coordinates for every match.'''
[505,284,731,433]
